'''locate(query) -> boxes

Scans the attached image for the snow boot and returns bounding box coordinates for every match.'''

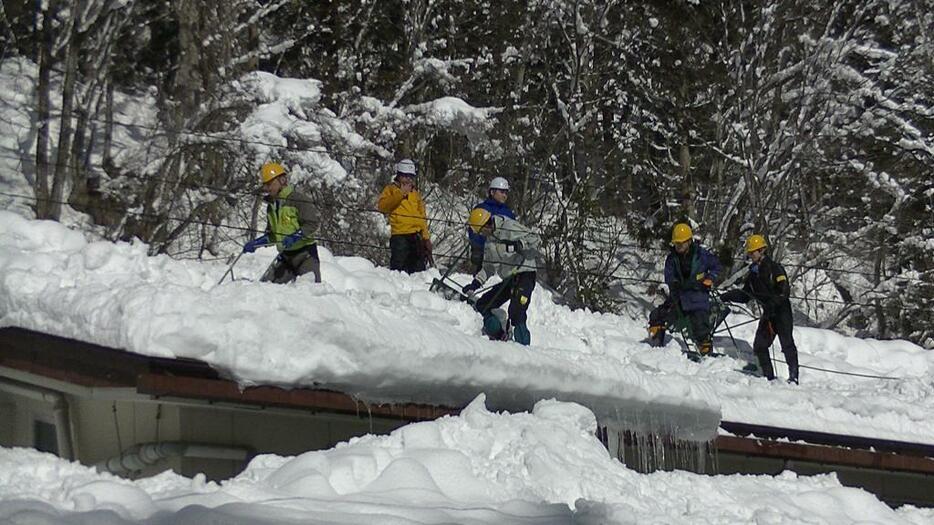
[482,313,507,341]
[698,340,713,356]
[648,325,666,347]
[513,322,531,346]
[756,351,776,380]
[785,351,799,384]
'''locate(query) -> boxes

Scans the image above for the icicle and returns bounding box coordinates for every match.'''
[601,421,718,475]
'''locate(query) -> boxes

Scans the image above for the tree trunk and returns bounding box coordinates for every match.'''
[49,4,80,220]
[34,0,57,218]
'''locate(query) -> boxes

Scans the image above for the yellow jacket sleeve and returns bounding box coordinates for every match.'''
[418,195,430,240]
[377,184,404,214]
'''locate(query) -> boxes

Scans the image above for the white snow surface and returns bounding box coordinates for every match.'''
[2,212,934,448]
[1,395,932,524]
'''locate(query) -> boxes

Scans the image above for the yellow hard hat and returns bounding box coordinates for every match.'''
[671,223,693,244]
[468,208,492,234]
[745,234,767,253]
[260,162,287,184]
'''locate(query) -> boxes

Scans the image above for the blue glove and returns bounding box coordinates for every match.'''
[282,231,303,250]
[243,235,269,253]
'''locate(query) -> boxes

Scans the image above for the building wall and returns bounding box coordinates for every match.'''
[0,386,407,481]
[177,405,404,480]
[0,390,58,453]
[70,397,184,478]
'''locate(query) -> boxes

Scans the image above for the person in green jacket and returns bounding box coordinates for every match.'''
[243,162,321,283]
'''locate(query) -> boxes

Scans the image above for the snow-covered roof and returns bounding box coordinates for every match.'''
[2,211,934,447]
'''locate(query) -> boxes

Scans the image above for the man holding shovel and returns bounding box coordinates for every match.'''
[242,162,321,284]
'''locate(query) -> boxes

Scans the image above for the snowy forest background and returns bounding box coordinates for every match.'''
[0,0,931,347]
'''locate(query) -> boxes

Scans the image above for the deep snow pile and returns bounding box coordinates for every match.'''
[2,211,934,447]
[1,395,931,525]
[0,211,719,441]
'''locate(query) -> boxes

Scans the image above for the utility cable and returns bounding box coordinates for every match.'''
[3,146,928,286]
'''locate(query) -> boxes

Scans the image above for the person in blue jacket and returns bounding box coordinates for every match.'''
[467,177,515,275]
[648,223,722,354]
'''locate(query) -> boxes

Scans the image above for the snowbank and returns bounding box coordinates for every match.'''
[2,212,934,445]
[0,212,720,441]
[1,396,928,524]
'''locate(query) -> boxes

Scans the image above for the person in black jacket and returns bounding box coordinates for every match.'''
[720,234,799,383]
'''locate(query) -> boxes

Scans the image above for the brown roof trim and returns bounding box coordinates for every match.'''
[720,420,934,458]
[0,327,217,387]
[716,435,934,475]
[137,373,457,421]
[4,327,934,474]
[0,327,457,422]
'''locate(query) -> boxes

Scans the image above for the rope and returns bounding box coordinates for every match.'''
[771,357,903,381]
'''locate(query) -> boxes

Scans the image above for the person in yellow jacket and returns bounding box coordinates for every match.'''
[377,159,432,273]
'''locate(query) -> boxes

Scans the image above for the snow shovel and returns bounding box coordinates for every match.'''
[431,278,475,303]
[430,244,470,297]
[217,252,244,285]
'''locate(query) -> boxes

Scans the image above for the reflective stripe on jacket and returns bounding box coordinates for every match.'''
[377,184,430,239]
[265,185,316,252]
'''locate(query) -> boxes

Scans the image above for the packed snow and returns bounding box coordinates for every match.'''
[2,395,932,524]
[2,211,934,449]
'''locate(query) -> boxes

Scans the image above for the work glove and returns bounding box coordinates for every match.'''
[701,277,714,289]
[282,231,303,250]
[718,289,746,304]
[243,234,270,253]
[505,240,524,254]
[462,279,482,295]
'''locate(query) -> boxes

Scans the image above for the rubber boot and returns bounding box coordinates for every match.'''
[482,313,505,341]
[756,351,776,380]
[513,323,531,346]
[785,350,799,384]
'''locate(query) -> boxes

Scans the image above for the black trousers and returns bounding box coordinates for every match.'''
[260,244,321,284]
[753,304,799,381]
[648,297,712,344]
[475,271,536,327]
[389,233,426,274]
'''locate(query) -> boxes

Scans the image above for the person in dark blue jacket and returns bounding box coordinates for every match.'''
[648,223,722,354]
[467,177,516,275]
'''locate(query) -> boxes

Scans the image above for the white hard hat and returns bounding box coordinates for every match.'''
[489,177,510,191]
[395,159,417,176]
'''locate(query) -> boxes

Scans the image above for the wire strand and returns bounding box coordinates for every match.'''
[2,189,930,315]
[3,146,928,285]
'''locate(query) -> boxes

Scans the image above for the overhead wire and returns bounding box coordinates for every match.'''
[0,189,664,288]
[2,188,931,316]
[3,144,928,286]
